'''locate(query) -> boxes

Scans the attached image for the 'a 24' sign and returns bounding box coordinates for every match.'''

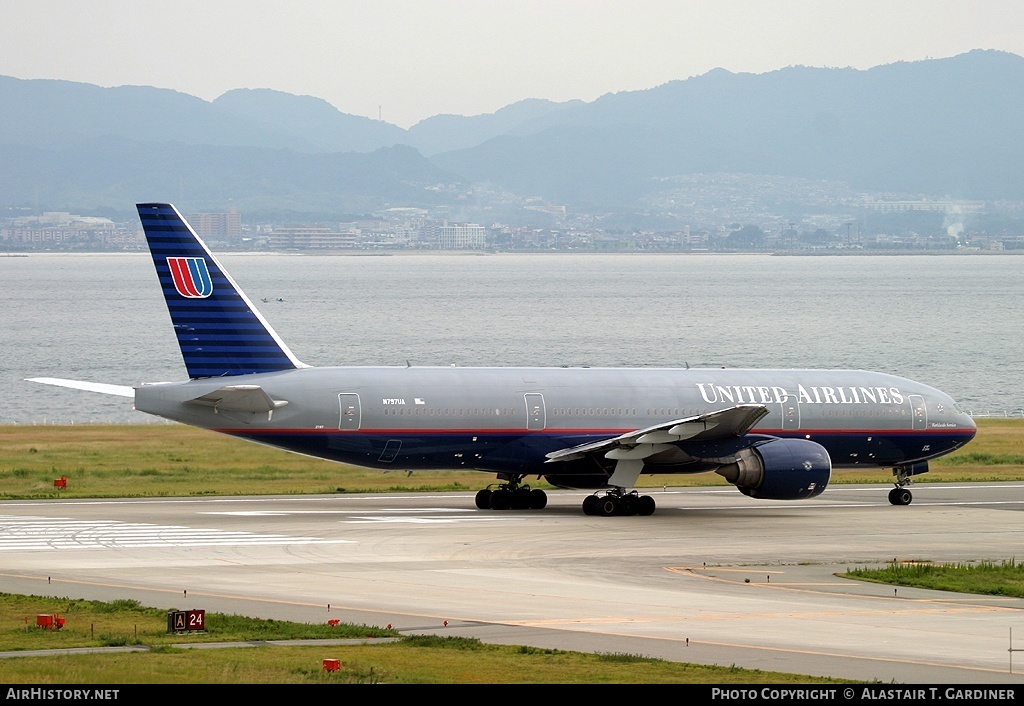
[167,609,206,633]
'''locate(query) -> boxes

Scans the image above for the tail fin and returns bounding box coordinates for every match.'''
[137,203,306,379]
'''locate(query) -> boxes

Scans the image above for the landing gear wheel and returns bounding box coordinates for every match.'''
[598,497,618,517]
[511,488,532,509]
[475,488,492,510]
[490,488,512,510]
[581,491,656,517]
[636,495,656,516]
[889,487,913,506]
[529,488,548,509]
[475,477,546,511]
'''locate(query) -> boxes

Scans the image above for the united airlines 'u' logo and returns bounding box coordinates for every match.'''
[167,257,213,298]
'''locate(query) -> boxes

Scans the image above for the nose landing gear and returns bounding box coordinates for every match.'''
[888,462,926,506]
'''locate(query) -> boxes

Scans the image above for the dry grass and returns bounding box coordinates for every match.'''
[0,641,854,684]
[0,595,850,684]
[0,593,854,684]
[0,419,1020,500]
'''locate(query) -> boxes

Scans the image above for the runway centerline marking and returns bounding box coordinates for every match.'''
[343,516,525,524]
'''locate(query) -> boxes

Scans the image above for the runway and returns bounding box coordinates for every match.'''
[2,482,1023,684]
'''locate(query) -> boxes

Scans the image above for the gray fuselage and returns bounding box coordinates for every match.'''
[134,365,976,477]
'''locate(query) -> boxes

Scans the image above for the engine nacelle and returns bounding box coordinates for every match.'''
[716,438,831,500]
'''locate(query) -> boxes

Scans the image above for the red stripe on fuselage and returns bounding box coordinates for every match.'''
[210,426,975,436]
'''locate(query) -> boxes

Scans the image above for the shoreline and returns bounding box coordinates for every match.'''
[5,249,1021,257]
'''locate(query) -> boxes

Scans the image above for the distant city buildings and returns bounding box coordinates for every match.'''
[0,211,136,248]
[438,223,486,250]
[263,225,359,250]
[186,207,241,246]
[3,182,1023,253]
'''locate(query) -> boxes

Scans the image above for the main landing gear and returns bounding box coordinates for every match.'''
[582,489,656,517]
[473,477,657,516]
[475,476,547,510]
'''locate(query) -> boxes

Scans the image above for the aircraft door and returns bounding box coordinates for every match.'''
[525,393,546,431]
[338,393,361,431]
[908,394,927,431]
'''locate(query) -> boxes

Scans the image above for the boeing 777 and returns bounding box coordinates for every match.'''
[30,203,978,516]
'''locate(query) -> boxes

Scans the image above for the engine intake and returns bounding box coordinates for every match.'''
[716,438,831,500]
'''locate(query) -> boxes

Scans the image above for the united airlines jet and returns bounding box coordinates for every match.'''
[30,203,978,516]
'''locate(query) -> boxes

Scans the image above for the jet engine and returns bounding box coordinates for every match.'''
[715,438,831,500]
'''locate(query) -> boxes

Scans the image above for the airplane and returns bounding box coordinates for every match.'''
[29,202,978,516]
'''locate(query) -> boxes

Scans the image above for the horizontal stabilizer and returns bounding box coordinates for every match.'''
[27,377,135,398]
[545,404,769,463]
[187,385,289,413]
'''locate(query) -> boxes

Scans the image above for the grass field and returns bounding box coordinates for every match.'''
[0,594,855,684]
[1,418,1021,500]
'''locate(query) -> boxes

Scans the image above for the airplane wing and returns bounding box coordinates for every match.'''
[545,404,769,463]
[187,385,289,414]
[26,377,135,398]
[545,404,771,489]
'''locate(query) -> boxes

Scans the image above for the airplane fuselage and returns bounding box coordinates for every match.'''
[135,365,976,480]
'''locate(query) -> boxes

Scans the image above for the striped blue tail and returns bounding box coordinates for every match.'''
[137,203,304,379]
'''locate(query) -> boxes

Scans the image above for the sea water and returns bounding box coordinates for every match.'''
[1,252,1021,424]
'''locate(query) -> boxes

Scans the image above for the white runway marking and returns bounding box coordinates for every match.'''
[205,508,523,523]
[202,508,478,516]
[0,516,353,551]
[343,515,525,524]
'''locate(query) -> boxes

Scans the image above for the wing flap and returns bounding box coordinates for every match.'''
[546,404,769,463]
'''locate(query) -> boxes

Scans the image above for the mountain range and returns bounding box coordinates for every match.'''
[2,49,1022,222]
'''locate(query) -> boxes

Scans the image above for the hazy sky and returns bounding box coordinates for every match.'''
[3,1,1023,128]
